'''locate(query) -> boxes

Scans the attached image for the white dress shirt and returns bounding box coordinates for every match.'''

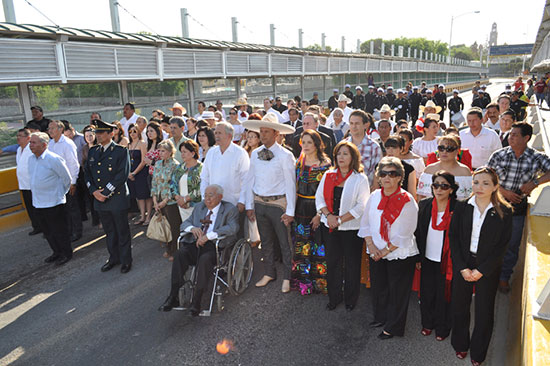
[425,211,445,262]
[201,143,250,206]
[315,170,370,231]
[468,196,494,254]
[459,127,502,168]
[48,135,80,184]
[28,150,72,208]
[16,143,33,190]
[358,189,419,260]
[485,119,500,130]
[184,202,221,240]
[245,143,296,216]
[267,108,286,123]
[326,106,354,125]
[120,113,139,136]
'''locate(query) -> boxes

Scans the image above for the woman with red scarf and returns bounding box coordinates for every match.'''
[358,156,419,340]
[315,141,370,312]
[414,171,457,342]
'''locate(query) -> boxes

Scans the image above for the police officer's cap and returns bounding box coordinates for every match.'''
[91,119,116,132]
[412,86,419,90]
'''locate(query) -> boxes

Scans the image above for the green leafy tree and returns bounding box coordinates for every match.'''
[305,44,333,51]
[360,37,449,56]
[32,85,61,111]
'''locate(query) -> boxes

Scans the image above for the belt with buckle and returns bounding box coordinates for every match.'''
[254,193,285,202]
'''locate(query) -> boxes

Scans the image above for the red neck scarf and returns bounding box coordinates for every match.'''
[431,198,453,302]
[377,188,410,243]
[323,169,352,214]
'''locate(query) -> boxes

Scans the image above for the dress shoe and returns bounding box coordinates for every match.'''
[158,296,179,312]
[71,234,82,242]
[471,360,482,366]
[120,264,132,273]
[326,303,337,311]
[377,331,393,340]
[188,308,200,317]
[55,256,71,266]
[456,352,468,360]
[421,328,432,336]
[436,335,447,341]
[44,254,59,263]
[101,261,119,272]
[281,280,290,293]
[498,280,511,294]
[29,229,42,236]
[345,305,355,312]
[255,275,275,287]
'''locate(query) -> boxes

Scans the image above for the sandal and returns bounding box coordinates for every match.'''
[436,335,446,341]
[421,328,432,336]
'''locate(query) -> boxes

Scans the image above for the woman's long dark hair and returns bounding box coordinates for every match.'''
[146,121,163,151]
[196,126,215,147]
[301,129,329,164]
[431,170,459,202]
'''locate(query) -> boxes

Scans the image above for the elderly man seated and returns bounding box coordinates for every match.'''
[158,184,239,316]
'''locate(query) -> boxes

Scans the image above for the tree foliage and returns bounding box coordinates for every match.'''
[305,43,333,51]
[360,37,448,56]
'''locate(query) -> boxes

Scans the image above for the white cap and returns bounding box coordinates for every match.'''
[481,84,487,88]
[438,84,445,88]
[453,89,459,93]
[377,87,384,92]
[368,85,374,89]
[387,86,393,90]
[397,89,404,94]
[412,86,419,90]
[333,88,339,92]
[345,84,351,88]
[426,89,433,94]
[200,111,215,120]
[505,84,512,89]
[356,86,363,90]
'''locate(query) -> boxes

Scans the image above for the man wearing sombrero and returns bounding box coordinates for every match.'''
[235,97,249,122]
[169,102,187,118]
[243,113,296,293]
[326,94,354,125]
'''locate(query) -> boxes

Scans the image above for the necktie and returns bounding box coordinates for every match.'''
[201,210,213,234]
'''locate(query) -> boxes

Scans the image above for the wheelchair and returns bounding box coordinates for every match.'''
[176,234,254,316]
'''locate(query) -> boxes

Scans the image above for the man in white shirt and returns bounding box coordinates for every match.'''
[28,132,73,265]
[326,94,354,125]
[16,128,41,235]
[215,100,227,120]
[243,113,296,293]
[48,120,82,242]
[201,122,250,237]
[263,98,286,123]
[483,103,500,130]
[168,117,190,164]
[193,101,206,120]
[459,108,502,169]
[120,103,139,137]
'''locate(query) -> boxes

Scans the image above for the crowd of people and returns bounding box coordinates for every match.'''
[14,80,550,366]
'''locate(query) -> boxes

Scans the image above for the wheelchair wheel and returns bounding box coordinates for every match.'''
[178,266,195,309]
[227,239,254,296]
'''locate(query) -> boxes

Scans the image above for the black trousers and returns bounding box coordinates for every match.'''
[76,167,87,220]
[21,189,40,231]
[369,255,416,336]
[160,204,181,256]
[323,227,363,307]
[98,209,132,265]
[35,204,72,258]
[170,241,216,310]
[451,254,500,363]
[420,258,452,338]
[65,192,82,237]
[255,201,292,280]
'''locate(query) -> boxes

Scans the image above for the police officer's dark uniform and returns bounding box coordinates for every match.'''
[409,89,422,123]
[393,95,410,121]
[375,93,389,110]
[471,92,489,109]
[85,119,133,273]
[448,94,464,120]
[352,93,366,110]
[385,91,396,106]
[434,89,447,121]
[365,88,377,114]
[343,88,354,106]
[328,93,339,111]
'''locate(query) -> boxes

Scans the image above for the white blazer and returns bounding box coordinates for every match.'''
[315,170,370,231]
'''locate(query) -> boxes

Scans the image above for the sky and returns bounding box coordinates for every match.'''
[1,0,545,51]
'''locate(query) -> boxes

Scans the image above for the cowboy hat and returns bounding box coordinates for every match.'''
[336,94,352,103]
[199,111,215,120]
[419,100,442,114]
[169,102,187,114]
[235,97,248,106]
[379,104,396,116]
[242,113,295,134]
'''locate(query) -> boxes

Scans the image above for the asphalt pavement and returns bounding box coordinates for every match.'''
[0,79,516,366]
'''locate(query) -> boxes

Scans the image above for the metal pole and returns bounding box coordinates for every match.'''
[231,17,238,42]
[298,29,303,49]
[2,0,16,23]
[408,47,411,58]
[448,15,454,62]
[341,36,345,52]
[356,39,360,53]
[370,40,374,54]
[109,0,120,32]
[181,8,189,38]
[270,24,275,46]
[321,33,326,50]
[381,43,385,56]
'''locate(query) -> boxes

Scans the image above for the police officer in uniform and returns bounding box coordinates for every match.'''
[409,86,422,123]
[352,86,366,110]
[434,84,447,121]
[85,119,133,273]
[393,89,410,121]
[365,85,377,114]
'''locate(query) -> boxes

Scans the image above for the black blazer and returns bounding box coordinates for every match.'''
[292,126,334,161]
[449,200,513,276]
[415,197,456,259]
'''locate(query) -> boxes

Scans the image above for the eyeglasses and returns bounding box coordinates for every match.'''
[437,145,457,153]
[229,112,237,115]
[432,183,452,190]
[379,170,401,178]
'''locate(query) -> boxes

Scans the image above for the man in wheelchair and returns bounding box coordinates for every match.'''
[158,184,239,316]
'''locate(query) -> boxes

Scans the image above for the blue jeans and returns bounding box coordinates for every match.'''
[500,215,526,282]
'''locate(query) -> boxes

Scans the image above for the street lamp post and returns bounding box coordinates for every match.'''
[448,10,480,62]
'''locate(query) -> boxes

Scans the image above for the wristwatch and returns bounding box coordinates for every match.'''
[337,217,342,226]
[533,177,540,187]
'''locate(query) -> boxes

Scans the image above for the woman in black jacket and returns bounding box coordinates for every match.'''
[449,166,513,366]
[415,170,457,342]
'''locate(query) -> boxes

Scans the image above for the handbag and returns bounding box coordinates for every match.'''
[146,211,172,243]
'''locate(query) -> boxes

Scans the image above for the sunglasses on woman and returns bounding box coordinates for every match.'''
[432,183,452,190]
[437,145,457,153]
[379,170,401,178]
